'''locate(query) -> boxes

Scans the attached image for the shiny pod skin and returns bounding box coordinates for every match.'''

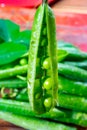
[27,1,58,114]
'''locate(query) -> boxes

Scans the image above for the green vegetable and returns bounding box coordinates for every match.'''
[0,111,76,130]
[0,42,28,65]
[0,19,32,66]
[15,88,28,101]
[65,50,87,61]
[0,78,27,88]
[0,98,87,127]
[0,99,65,119]
[57,109,87,127]
[58,63,87,82]
[0,65,27,79]
[7,88,87,113]
[27,0,58,114]
[19,58,28,66]
[58,49,68,62]
[58,41,87,61]
[59,76,87,97]
[58,93,87,113]
[43,78,52,90]
[5,75,87,100]
[63,60,87,70]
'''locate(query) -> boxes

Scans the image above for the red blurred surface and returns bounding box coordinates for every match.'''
[0,0,56,8]
[0,6,87,52]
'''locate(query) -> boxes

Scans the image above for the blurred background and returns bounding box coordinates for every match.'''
[0,0,87,51]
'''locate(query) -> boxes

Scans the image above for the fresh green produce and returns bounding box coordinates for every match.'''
[1,11,87,130]
[59,41,87,61]
[66,51,87,61]
[6,88,87,113]
[0,19,31,66]
[57,109,87,127]
[0,99,65,118]
[0,65,27,80]
[0,42,28,66]
[0,49,67,80]
[0,78,27,88]
[58,49,68,62]
[63,60,87,70]
[1,64,87,99]
[58,63,87,82]
[61,48,87,61]
[1,62,87,99]
[27,0,58,114]
[0,99,87,127]
[59,76,87,97]
[19,58,28,66]
[0,111,76,130]
[15,88,28,101]
[58,93,87,113]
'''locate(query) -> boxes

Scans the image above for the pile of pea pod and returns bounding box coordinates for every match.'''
[0,1,87,130]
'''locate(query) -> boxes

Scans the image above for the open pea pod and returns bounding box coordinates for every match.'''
[27,0,58,114]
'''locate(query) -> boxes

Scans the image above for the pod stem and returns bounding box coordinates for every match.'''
[43,0,48,4]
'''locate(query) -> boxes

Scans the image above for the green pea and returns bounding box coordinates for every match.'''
[44,97,52,108]
[35,93,42,99]
[43,58,50,69]
[19,58,28,66]
[43,78,52,90]
[41,39,47,46]
[42,27,47,36]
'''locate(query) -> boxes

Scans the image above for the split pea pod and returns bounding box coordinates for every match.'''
[27,0,58,114]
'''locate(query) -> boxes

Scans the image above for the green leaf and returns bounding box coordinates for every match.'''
[0,42,28,65]
[0,19,20,42]
[15,30,31,49]
[58,49,68,62]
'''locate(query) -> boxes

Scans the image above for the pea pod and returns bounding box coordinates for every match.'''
[0,78,27,88]
[58,76,87,97]
[0,65,27,80]
[58,93,87,113]
[0,111,76,130]
[0,99,86,127]
[15,88,28,101]
[27,0,58,114]
[63,60,87,70]
[58,63,87,82]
